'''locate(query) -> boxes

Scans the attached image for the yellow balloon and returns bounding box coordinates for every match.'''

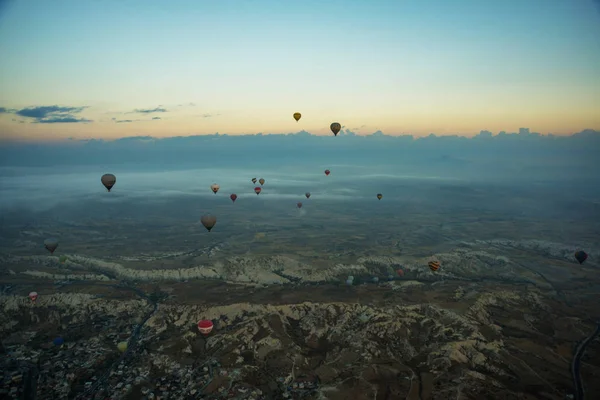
[117,341,128,352]
[293,112,301,122]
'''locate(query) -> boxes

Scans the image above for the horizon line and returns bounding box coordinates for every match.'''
[1,128,599,145]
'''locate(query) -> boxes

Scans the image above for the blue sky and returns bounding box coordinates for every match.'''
[0,0,599,140]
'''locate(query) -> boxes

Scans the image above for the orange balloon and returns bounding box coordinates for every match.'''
[428,261,441,271]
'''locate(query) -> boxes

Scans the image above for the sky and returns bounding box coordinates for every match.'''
[0,0,599,141]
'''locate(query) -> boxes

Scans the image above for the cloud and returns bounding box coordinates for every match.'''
[9,105,92,123]
[37,117,92,124]
[16,105,86,119]
[1,128,598,220]
[111,116,158,123]
[131,107,167,114]
[1,128,597,176]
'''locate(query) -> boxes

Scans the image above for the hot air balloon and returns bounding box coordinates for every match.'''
[59,255,68,264]
[305,192,311,199]
[28,291,38,302]
[297,202,303,209]
[345,279,353,286]
[574,250,588,265]
[324,169,331,176]
[101,174,116,192]
[254,187,262,195]
[117,341,128,353]
[428,261,441,272]
[396,269,404,277]
[293,112,301,122]
[330,122,341,136]
[230,194,237,203]
[201,215,217,232]
[259,178,265,186]
[53,337,64,346]
[252,178,257,184]
[210,183,220,194]
[377,193,383,200]
[44,238,59,255]
[372,277,379,283]
[198,320,214,335]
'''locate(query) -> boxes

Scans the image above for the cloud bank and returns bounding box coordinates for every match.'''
[0,129,598,189]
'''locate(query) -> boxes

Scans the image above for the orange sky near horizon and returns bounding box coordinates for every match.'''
[1,101,599,142]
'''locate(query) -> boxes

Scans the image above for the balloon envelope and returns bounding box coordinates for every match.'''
[297,202,302,209]
[293,112,301,122]
[396,269,404,277]
[377,193,383,200]
[53,337,64,346]
[330,122,341,136]
[44,238,59,254]
[28,291,38,301]
[305,192,311,199]
[252,178,257,184]
[101,174,116,191]
[117,341,128,352]
[324,169,330,176]
[574,250,588,264]
[254,187,262,195]
[198,320,214,335]
[201,215,217,232]
[230,194,237,203]
[59,255,68,264]
[210,183,220,194]
[259,178,265,186]
[428,261,441,271]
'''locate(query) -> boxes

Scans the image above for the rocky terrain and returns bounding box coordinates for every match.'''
[1,251,599,400]
[0,239,595,288]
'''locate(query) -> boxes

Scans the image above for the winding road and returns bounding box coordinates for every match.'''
[571,322,600,400]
